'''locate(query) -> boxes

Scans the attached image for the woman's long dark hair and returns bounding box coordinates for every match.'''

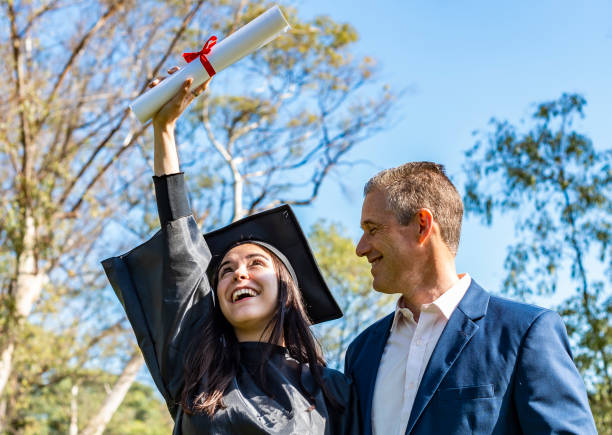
[180,245,341,416]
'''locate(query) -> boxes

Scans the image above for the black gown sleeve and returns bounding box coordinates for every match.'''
[101,173,213,417]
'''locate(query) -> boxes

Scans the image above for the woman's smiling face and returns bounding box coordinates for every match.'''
[216,243,279,342]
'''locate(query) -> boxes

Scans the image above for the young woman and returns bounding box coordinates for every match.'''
[102,72,360,434]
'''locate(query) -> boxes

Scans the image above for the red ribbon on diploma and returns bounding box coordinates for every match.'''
[182,36,217,77]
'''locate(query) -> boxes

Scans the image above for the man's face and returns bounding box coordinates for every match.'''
[356,189,421,293]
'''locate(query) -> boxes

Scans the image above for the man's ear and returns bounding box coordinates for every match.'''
[415,208,434,244]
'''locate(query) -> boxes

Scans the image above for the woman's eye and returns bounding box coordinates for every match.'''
[220,267,232,276]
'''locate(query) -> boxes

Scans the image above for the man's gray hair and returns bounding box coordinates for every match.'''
[364,161,464,254]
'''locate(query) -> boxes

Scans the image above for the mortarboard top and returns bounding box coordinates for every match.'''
[204,205,342,325]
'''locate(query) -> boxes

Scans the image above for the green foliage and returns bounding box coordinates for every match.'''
[310,221,370,294]
[589,378,612,435]
[2,322,171,434]
[309,221,394,369]
[463,93,611,428]
[104,383,173,435]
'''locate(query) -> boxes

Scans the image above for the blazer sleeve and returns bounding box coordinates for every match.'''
[513,310,596,434]
[101,173,213,417]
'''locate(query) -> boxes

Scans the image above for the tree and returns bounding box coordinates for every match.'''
[309,221,394,370]
[0,0,214,429]
[0,0,395,431]
[173,4,394,227]
[462,93,611,431]
[0,321,172,434]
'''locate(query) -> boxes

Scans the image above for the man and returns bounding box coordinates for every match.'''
[344,162,596,434]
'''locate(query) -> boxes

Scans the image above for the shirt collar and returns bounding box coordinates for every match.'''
[392,273,471,329]
[392,304,416,330]
[425,273,471,319]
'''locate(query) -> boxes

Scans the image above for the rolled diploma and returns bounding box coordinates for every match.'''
[130,5,290,123]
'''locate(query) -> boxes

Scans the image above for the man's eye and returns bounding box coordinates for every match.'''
[250,259,265,267]
[368,227,377,235]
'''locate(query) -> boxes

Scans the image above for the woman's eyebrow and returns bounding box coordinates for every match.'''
[219,260,232,270]
[219,252,270,270]
[245,253,270,261]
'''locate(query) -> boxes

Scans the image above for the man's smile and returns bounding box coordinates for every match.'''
[369,256,382,267]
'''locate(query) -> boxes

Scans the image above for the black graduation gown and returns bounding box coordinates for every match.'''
[101,174,360,434]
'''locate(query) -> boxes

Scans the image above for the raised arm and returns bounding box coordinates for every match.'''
[102,72,213,417]
[151,68,211,176]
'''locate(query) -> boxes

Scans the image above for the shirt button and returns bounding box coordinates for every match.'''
[415,338,423,345]
[408,382,415,389]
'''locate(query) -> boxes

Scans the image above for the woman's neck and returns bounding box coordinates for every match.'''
[234,327,284,346]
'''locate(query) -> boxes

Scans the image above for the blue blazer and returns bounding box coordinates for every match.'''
[344,280,596,434]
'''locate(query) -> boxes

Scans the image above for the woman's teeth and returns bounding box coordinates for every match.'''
[232,288,258,303]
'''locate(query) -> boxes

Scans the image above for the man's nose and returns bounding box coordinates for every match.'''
[356,235,368,257]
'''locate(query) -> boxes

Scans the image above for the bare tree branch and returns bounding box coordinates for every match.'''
[43,1,121,118]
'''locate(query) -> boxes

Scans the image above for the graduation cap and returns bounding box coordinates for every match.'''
[204,205,342,325]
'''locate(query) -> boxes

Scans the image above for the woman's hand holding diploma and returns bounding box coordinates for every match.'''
[150,67,211,176]
[129,6,289,124]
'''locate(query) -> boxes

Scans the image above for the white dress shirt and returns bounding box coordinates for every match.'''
[371,274,471,435]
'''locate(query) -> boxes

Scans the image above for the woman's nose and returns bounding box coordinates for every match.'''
[233,266,248,281]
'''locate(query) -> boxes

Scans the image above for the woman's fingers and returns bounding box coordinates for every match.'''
[170,78,194,106]
[183,78,194,98]
[192,77,212,97]
[148,77,162,88]
[149,66,180,88]
[152,77,206,126]
[189,77,212,99]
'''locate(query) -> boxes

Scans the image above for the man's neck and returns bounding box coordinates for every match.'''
[400,265,459,322]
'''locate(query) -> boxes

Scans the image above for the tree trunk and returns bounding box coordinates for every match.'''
[0,391,7,431]
[0,215,47,396]
[80,353,144,435]
[70,383,79,435]
[0,342,15,407]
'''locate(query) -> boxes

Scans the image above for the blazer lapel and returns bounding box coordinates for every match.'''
[405,281,490,434]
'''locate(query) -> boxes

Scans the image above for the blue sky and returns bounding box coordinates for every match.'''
[290,0,612,303]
